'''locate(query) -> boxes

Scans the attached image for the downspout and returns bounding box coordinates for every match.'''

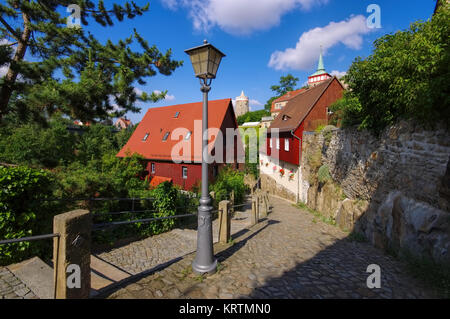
[291,129,302,203]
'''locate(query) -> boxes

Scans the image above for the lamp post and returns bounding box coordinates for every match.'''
[185,40,225,274]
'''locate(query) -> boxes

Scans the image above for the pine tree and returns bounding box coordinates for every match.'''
[0,1,183,123]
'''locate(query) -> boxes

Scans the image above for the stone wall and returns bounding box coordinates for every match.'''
[300,121,450,264]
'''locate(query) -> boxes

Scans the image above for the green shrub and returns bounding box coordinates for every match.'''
[0,166,59,265]
[318,165,331,184]
[335,5,450,133]
[210,166,247,205]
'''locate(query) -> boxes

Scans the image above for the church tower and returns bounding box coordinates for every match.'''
[308,48,331,87]
[234,90,249,117]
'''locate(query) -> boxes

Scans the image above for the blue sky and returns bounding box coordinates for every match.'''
[73,0,435,123]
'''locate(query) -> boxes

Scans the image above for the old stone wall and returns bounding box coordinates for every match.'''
[301,121,450,264]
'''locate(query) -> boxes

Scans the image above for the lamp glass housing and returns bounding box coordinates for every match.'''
[185,42,225,79]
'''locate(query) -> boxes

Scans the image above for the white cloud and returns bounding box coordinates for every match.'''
[0,65,8,78]
[161,0,328,35]
[330,70,347,78]
[0,38,13,78]
[249,99,262,107]
[268,15,372,71]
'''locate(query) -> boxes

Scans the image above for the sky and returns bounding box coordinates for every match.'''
[3,0,438,124]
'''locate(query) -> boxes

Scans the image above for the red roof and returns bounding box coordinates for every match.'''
[149,176,173,188]
[270,89,306,113]
[117,98,236,162]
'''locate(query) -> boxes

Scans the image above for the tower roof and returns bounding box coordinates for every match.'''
[310,47,327,77]
[236,90,248,101]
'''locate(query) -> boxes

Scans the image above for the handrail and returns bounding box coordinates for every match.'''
[93,213,198,230]
[0,233,60,245]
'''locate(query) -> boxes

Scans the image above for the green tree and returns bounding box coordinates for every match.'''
[264,74,299,112]
[0,1,182,123]
[236,109,269,125]
[0,117,77,167]
[270,74,299,96]
[335,4,449,133]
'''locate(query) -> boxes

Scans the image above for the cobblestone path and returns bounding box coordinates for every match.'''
[100,196,436,299]
[0,267,37,299]
[96,202,252,275]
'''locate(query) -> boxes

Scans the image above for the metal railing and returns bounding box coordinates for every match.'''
[0,233,59,246]
[0,232,61,299]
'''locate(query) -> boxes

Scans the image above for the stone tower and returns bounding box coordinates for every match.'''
[234,90,249,117]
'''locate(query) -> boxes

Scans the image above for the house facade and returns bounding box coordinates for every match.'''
[117,98,243,190]
[114,117,133,130]
[260,76,345,202]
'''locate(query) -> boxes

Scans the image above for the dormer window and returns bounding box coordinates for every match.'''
[185,131,192,140]
[142,133,149,141]
[162,132,170,141]
[174,112,180,118]
[282,115,290,121]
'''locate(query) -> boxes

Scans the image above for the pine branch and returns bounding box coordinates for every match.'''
[0,15,20,41]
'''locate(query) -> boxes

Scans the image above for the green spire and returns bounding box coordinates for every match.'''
[317,47,325,72]
[310,46,327,76]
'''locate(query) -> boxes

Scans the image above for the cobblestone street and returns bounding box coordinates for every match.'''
[100,196,436,299]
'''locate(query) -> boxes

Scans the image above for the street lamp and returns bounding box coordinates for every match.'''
[185,40,225,274]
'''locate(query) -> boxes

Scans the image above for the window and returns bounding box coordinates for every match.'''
[269,138,273,148]
[276,138,280,150]
[185,131,191,140]
[174,112,180,118]
[182,166,188,179]
[151,163,155,174]
[285,138,289,151]
[142,133,149,141]
[162,132,170,141]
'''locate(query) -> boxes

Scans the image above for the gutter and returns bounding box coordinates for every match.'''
[290,129,302,203]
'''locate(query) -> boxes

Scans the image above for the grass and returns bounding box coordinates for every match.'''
[346,231,368,243]
[385,247,450,298]
[295,202,336,226]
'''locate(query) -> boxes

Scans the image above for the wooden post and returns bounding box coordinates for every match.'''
[259,194,268,218]
[251,196,259,226]
[264,192,271,213]
[218,200,231,244]
[53,210,91,299]
[230,190,235,215]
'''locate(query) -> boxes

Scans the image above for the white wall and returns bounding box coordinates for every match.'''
[259,153,300,200]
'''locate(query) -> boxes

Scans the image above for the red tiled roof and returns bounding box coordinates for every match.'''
[269,77,342,133]
[270,89,306,113]
[149,176,172,188]
[117,98,236,162]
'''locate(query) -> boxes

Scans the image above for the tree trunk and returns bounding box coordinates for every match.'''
[0,12,31,122]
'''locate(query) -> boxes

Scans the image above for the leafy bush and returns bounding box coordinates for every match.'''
[318,165,331,184]
[0,166,59,265]
[335,5,450,133]
[0,120,76,168]
[210,166,247,204]
[237,110,270,126]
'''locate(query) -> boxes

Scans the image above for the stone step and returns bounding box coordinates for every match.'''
[6,255,133,299]
[7,257,54,299]
[89,255,132,297]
